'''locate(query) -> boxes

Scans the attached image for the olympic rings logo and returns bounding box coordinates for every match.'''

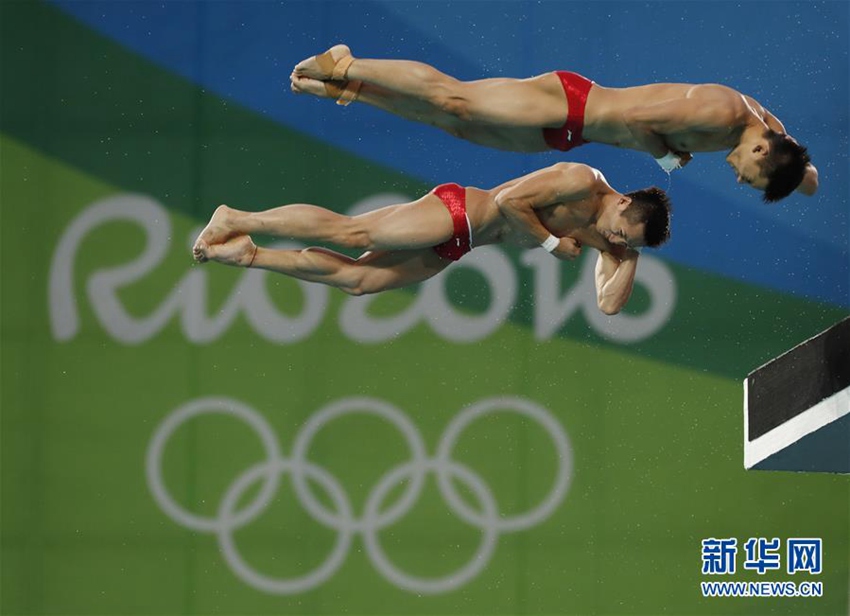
[146,396,573,595]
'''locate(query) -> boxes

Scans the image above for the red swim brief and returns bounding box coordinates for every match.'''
[542,71,594,152]
[431,183,472,261]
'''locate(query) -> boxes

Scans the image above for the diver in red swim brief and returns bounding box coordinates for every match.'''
[542,71,595,152]
[195,162,672,314]
[431,183,472,261]
[293,45,817,200]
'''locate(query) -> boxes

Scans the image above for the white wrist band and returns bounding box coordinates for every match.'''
[541,234,560,253]
[655,152,682,172]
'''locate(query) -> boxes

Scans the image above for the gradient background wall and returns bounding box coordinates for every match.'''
[1,1,848,615]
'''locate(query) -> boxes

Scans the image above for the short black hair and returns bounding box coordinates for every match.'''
[759,130,811,203]
[623,187,672,248]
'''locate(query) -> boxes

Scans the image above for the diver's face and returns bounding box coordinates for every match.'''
[598,199,646,249]
[726,144,769,191]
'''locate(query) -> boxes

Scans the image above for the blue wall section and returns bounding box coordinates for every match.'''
[51,0,849,306]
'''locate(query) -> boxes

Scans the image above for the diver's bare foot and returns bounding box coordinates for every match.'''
[290,74,341,98]
[196,235,257,268]
[192,205,243,262]
[292,44,353,80]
